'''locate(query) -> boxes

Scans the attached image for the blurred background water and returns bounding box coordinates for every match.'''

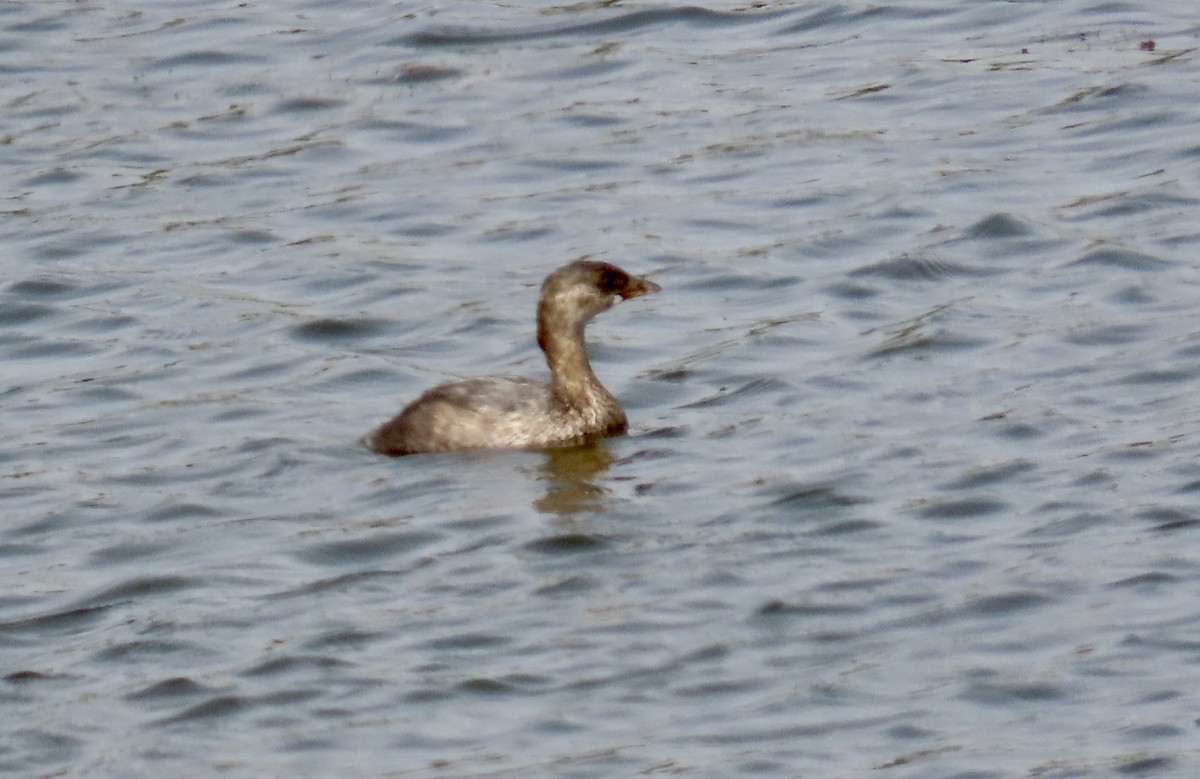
[3,1,1200,777]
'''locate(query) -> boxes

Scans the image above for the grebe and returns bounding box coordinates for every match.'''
[367,260,660,455]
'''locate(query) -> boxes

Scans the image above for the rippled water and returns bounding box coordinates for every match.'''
[4,1,1200,776]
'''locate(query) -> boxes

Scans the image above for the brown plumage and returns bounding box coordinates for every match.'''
[367,261,660,456]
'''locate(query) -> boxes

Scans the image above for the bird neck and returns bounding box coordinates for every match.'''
[537,303,613,411]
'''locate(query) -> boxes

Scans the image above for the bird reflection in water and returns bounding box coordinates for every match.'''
[534,443,615,516]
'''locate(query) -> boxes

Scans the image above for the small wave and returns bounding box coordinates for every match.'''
[290,317,391,342]
[392,7,781,47]
[850,253,989,281]
[1043,82,1153,114]
[965,213,1035,239]
[1067,247,1171,271]
[147,50,265,70]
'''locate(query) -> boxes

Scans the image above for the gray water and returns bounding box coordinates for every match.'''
[4,1,1200,777]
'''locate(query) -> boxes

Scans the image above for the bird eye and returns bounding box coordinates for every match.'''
[598,267,627,294]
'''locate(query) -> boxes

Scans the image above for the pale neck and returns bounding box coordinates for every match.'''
[538,303,613,410]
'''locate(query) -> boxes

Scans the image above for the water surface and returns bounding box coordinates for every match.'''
[3,1,1200,777]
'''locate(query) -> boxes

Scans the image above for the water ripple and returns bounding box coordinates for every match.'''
[393,7,782,47]
[1068,247,1172,270]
